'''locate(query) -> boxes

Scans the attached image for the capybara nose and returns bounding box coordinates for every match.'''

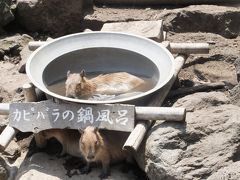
[87,155,95,160]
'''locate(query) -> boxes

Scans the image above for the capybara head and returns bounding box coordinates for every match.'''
[65,70,87,98]
[79,126,101,162]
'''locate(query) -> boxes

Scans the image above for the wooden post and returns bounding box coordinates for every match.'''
[28,41,47,51]
[0,103,9,115]
[170,43,209,54]
[23,83,37,102]
[0,83,37,151]
[0,125,18,151]
[135,107,186,121]
[123,54,188,151]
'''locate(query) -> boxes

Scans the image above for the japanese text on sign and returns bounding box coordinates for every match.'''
[9,100,135,132]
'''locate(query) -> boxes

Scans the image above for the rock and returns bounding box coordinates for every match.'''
[178,54,238,88]
[16,152,138,180]
[162,5,240,38]
[16,0,93,36]
[19,37,53,73]
[85,5,240,38]
[101,20,164,42]
[0,34,33,59]
[2,140,21,161]
[229,83,240,107]
[0,156,18,180]
[174,91,230,111]
[0,61,29,95]
[207,161,240,180]
[0,159,8,180]
[193,61,237,86]
[234,57,240,82]
[18,46,32,73]
[135,91,240,180]
[0,0,14,29]
[0,86,12,103]
[0,116,8,133]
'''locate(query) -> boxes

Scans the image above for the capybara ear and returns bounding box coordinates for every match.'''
[67,70,71,77]
[80,70,86,78]
[79,70,86,82]
[94,127,99,133]
[78,128,84,134]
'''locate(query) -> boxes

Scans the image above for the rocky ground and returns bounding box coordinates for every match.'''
[0,0,240,180]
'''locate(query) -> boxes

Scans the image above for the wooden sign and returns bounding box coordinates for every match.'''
[8,100,135,133]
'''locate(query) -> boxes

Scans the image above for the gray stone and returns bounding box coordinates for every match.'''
[2,140,21,161]
[0,160,8,180]
[176,54,239,89]
[162,5,240,38]
[16,0,93,35]
[0,156,18,180]
[135,92,240,180]
[0,116,8,132]
[193,57,238,87]
[85,5,240,38]
[229,83,240,107]
[101,20,164,42]
[0,0,14,29]
[18,46,32,73]
[208,161,240,180]
[0,34,33,59]
[234,57,240,82]
[174,91,230,111]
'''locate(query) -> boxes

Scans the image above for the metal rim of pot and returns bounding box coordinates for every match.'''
[26,32,175,104]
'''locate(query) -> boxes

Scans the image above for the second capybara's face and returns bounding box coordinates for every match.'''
[79,127,101,162]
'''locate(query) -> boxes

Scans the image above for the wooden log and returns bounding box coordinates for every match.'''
[0,103,9,115]
[170,43,210,54]
[29,40,210,54]
[123,54,188,151]
[0,125,18,151]
[168,82,226,98]
[23,83,37,102]
[28,41,48,51]
[0,83,38,151]
[135,107,186,121]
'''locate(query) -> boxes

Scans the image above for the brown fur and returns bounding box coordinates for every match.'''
[79,126,130,178]
[65,70,145,99]
[36,129,82,157]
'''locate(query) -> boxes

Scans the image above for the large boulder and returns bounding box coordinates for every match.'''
[135,91,240,180]
[16,0,93,36]
[84,5,240,38]
[0,0,14,34]
[162,5,240,38]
